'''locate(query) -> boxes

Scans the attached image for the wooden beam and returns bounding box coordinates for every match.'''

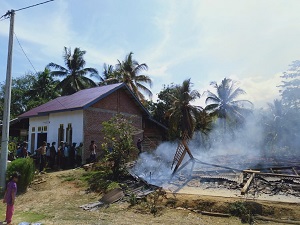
[237,172,244,185]
[292,167,299,176]
[241,173,255,195]
[243,170,300,178]
[201,211,230,217]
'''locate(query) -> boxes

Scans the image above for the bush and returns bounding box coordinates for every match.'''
[6,157,35,193]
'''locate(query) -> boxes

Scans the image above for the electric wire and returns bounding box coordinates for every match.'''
[14,32,38,73]
[15,0,55,12]
[0,0,54,18]
[0,17,9,22]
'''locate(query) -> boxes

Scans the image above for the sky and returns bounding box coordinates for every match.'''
[1,0,300,108]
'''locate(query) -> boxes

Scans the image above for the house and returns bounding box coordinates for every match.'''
[18,83,167,161]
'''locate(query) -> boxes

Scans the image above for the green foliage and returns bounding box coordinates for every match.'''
[145,84,177,139]
[0,69,60,119]
[81,166,113,192]
[47,47,99,95]
[100,52,152,101]
[129,193,138,206]
[168,79,201,139]
[0,74,35,119]
[146,189,166,216]
[106,181,121,191]
[229,201,254,224]
[279,60,300,109]
[6,157,35,193]
[205,78,253,141]
[101,114,136,179]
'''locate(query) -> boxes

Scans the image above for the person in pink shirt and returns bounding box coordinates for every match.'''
[2,172,20,225]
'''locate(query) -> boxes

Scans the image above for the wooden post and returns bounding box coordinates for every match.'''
[241,173,255,195]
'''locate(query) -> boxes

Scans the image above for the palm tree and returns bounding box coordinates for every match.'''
[99,63,119,85]
[205,78,253,132]
[102,52,152,101]
[29,68,59,99]
[264,99,286,149]
[47,47,99,95]
[26,68,60,109]
[194,109,214,150]
[168,79,201,138]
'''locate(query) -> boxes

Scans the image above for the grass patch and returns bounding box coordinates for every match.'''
[63,176,76,182]
[15,211,47,223]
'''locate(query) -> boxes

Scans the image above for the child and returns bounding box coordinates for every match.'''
[2,172,20,225]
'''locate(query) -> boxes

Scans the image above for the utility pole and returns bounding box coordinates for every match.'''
[0,10,15,190]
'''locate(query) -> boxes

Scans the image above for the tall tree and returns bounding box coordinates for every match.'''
[47,47,99,95]
[264,99,286,150]
[99,63,119,85]
[26,68,60,109]
[205,78,253,132]
[0,74,36,119]
[279,60,300,109]
[168,79,201,138]
[101,52,152,101]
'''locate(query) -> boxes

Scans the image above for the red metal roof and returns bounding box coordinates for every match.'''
[19,83,124,118]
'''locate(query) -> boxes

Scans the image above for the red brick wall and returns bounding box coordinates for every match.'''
[82,88,143,161]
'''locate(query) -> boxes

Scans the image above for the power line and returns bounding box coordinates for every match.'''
[0,0,55,18]
[0,17,9,22]
[14,32,38,73]
[15,0,55,12]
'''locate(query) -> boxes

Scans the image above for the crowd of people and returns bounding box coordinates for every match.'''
[8,138,144,173]
[10,141,84,172]
[37,141,84,172]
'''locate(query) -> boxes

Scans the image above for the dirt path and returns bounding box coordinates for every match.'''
[1,169,299,225]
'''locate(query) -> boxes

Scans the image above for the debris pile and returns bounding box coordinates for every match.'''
[80,172,159,211]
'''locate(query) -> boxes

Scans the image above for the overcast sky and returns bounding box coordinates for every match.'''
[1,0,300,108]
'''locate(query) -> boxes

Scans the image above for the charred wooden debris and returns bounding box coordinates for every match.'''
[168,132,300,198]
[80,169,160,211]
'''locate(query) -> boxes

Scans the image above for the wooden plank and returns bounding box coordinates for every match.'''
[255,215,300,224]
[241,173,255,195]
[201,211,230,217]
[237,172,244,185]
[292,167,299,176]
[243,170,300,178]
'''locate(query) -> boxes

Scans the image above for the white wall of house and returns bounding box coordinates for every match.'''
[28,116,49,152]
[48,110,84,146]
[28,110,84,152]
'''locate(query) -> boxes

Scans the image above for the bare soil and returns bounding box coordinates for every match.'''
[1,169,300,225]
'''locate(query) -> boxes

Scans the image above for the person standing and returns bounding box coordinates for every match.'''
[63,142,69,169]
[69,143,76,169]
[76,142,83,167]
[49,142,57,169]
[57,141,64,170]
[46,143,51,166]
[22,142,28,158]
[2,172,20,225]
[89,141,97,163]
[36,141,47,172]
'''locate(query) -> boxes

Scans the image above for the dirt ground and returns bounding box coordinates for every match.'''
[1,169,300,225]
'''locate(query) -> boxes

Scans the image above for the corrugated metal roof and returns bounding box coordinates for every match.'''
[19,83,124,118]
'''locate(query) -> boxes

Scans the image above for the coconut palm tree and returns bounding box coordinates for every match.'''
[47,47,99,95]
[205,78,253,132]
[168,79,201,138]
[99,63,119,85]
[102,52,152,101]
[264,99,287,149]
[26,68,60,109]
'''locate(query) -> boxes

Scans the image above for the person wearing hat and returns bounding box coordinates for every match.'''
[2,172,20,225]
